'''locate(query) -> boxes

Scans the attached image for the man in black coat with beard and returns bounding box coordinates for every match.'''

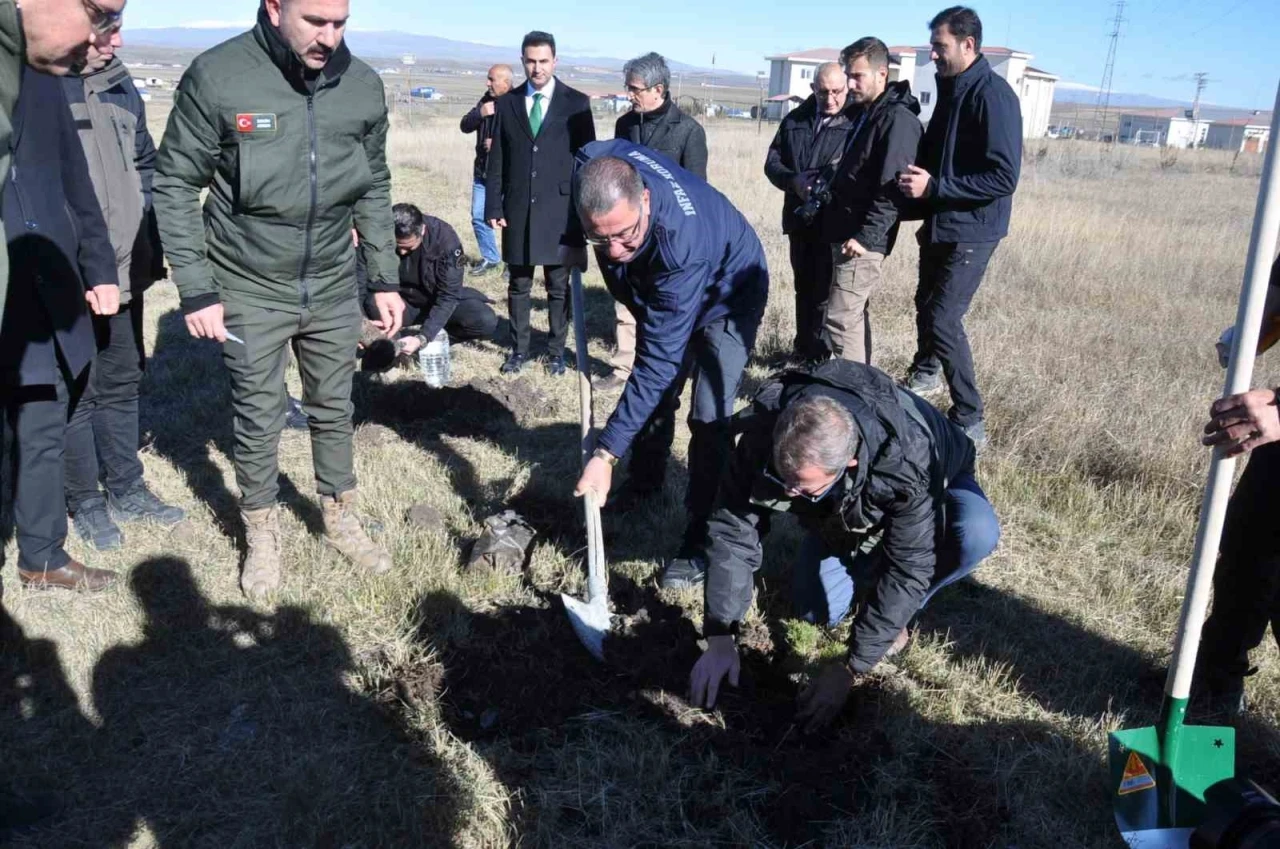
[0,67,121,593]
[485,30,595,377]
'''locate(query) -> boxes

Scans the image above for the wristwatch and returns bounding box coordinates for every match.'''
[592,447,618,466]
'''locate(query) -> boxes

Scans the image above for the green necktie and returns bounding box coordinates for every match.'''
[530,92,544,136]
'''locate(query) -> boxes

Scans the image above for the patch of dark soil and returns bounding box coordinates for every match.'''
[406,503,446,532]
[354,423,397,449]
[412,583,902,847]
[465,376,556,424]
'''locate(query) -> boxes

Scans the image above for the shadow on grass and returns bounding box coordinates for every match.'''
[145,309,330,539]
[0,557,466,848]
[410,574,1115,847]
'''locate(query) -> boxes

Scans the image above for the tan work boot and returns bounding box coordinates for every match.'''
[322,490,392,574]
[240,505,282,599]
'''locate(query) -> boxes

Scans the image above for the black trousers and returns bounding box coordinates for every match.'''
[909,239,998,427]
[788,236,832,361]
[507,265,569,357]
[64,300,146,513]
[403,293,498,343]
[1199,441,1280,685]
[4,368,85,572]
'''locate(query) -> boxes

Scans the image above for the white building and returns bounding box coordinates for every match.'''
[764,46,918,119]
[1117,110,1212,148]
[1204,117,1271,154]
[912,46,1057,138]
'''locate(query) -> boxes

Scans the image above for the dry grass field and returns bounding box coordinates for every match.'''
[2,111,1278,849]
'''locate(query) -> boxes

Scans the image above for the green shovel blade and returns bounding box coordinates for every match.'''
[1109,718,1235,843]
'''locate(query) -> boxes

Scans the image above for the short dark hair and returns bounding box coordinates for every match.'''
[521,31,556,57]
[392,203,424,240]
[839,37,890,71]
[929,6,983,51]
[574,156,644,221]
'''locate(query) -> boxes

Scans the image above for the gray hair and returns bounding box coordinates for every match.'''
[772,395,860,479]
[623,52,671,94]
[574,156,644,222]
[815,61,845,83]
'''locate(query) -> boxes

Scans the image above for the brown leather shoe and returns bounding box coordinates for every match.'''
[18,559,117,592]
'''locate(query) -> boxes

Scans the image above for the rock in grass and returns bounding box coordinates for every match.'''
[406,503,445,532]
[466,510,536,574]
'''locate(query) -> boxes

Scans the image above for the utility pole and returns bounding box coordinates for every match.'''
[1189,72,1210,149]
[1093,0,1126,141]
[757,72,765,134]
[709,52,716,118]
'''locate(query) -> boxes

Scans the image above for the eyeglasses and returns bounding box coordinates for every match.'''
[584,213,643,247]
[763,465,846,503]
[625,83,657,95]
[815,87,847,99]
[83,0,123,36]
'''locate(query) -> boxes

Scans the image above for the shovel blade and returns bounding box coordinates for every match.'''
[1109,724,1235,842]
[561,593,611,662]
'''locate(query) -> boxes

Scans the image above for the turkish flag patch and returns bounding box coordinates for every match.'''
[235,113,278,133]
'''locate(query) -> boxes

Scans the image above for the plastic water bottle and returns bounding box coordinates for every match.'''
[418,329,451,388]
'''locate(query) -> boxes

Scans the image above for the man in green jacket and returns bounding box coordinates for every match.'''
[154,0,404,599]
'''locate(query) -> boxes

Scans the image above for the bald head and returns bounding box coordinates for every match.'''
[487,63,514,97]
[813,62,848,115]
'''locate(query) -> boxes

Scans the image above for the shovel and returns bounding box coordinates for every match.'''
[561,268,612,661]
[1108,84,1280,848]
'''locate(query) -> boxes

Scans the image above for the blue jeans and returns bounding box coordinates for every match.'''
[471,180,500,264]
[793,472,1000,627]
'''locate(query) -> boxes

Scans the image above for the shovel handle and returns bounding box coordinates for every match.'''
[570,269,608,605]
[1166,84,1280,701]
[570,269,595,466]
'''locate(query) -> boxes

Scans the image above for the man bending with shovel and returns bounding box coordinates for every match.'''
[688,359,1000,731]
[565,140,769,587]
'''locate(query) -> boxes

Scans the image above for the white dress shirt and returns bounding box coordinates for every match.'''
[524,76,556,118]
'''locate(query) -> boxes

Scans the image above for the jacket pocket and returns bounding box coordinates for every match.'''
[559,180,571,195]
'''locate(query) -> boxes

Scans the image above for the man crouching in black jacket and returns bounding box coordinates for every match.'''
[357,203,498,357]
[688,360,1000,732]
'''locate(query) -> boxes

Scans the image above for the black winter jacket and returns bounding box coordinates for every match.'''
[823,81,922,256]
[764,95,859,238]
[0,68,116,387]
[459,91,497,182]
[915,55,1022,244]
[702,360,975,674]
[356,215,486,344]
[613,98,708,180]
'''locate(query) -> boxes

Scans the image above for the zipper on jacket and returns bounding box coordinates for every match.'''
[298,94,318,309]
[10,166,36,231]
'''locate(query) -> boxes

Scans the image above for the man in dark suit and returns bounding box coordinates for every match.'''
[1,68,121,593]
[595,50,708,394]
[485,30,596,376]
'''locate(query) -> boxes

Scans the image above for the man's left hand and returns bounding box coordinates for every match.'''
[372,291,406,338]
[795,661,856,733]
[897,165,933,200]
[574,456,614,506]
[1203,388,1280,456]
[840,238,867,259]
[86,283,120,316]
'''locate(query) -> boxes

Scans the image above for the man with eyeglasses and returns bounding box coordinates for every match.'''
[0,0,124,333]
[687,359,1000,732]
[594,51,708,396]
[154,0,403,598]
[564,140,768,588]
[765,61,858,364]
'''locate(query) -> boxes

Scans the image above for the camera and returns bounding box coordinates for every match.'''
[795,171,834,226]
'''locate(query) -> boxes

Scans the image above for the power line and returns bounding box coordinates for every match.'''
[1188,0,1249,36]
[1093,0,1128,139]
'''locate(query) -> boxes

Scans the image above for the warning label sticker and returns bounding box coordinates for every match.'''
[1118,751,1157,796]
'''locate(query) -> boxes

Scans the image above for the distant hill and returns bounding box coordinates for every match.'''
[126,26,754,82]
[1053,86,1267,119]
